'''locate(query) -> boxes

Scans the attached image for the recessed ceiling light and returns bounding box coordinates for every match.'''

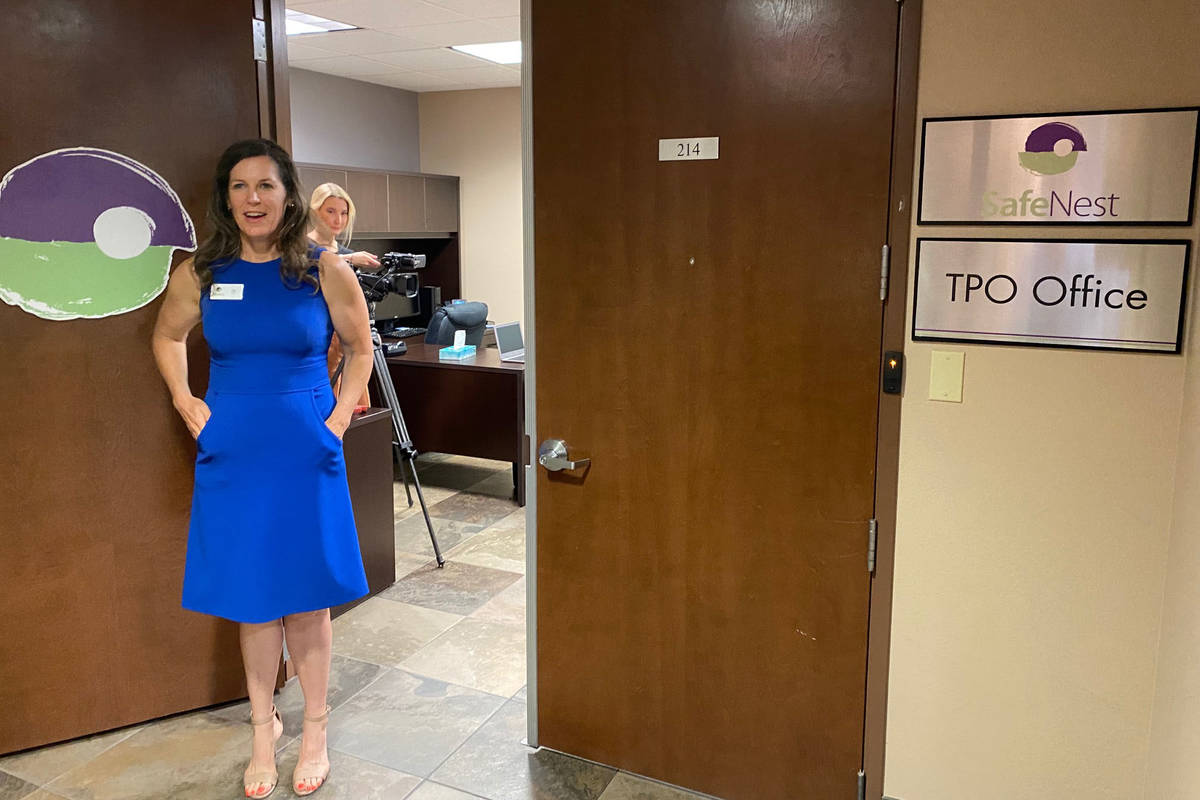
[285,10,357,36]
[450,41,521,65]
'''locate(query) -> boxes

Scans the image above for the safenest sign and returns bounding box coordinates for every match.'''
[912,238,1190,353]
[918,108,1199,225]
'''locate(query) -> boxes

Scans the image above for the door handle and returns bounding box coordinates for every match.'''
[538,439,591,472]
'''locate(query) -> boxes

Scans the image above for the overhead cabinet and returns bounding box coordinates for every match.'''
[297,164,459,235]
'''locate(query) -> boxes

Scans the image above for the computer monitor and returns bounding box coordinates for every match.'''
[373,285,441,333]
[371,290,419,330]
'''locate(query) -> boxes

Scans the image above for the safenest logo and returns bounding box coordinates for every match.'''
[981,120,1118,218]
[1018,121,1088,176]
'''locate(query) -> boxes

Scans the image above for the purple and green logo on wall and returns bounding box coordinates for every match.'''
[1017,122,1088,176]
[0,148,195,320]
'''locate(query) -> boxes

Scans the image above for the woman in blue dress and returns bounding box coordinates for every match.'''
[151,139,372,798]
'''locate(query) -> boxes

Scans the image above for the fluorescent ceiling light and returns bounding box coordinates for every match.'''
[286,10,357,36]
[450,40,521,65]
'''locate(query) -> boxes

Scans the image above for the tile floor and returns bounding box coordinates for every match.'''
[0,455,713,800]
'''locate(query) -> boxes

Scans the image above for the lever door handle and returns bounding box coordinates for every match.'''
[538,439,590,472]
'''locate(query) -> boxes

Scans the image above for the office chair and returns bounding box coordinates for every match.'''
[425,301,489,346]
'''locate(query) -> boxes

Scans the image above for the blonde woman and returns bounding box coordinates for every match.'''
[306,182,380,270]
[307,183,377,408]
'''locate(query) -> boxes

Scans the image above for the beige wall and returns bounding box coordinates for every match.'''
[1147,213,1200,793]
[1147,281,1200,797]
[885,2,1200,799]
[419,88,523,324]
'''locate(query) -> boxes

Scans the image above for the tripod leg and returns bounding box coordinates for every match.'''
[397,445,413,506]
[404,454,445,567]
[369,330,440,564]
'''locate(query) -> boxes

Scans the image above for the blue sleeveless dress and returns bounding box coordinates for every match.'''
[182,255,368,623]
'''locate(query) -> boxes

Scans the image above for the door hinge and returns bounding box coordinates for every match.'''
[858,769,866,800]
[879,244,891,302]
[867,519,877,574]
[252,18,268,62]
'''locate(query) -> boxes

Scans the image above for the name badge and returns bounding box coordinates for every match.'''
[210,283,244,300]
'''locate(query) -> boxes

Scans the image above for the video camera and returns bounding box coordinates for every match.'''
[356,251,426,304]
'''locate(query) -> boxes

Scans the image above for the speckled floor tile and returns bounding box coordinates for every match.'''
[211,653,385,739]
[433,701,615,800]
[42,712,253,800]
[332,596,461,667]
[464,470,520,501]
[326,670,505,778]
[270,738,421,799]
[381,562,521,616]
[395,517,483,559]
[395,482,458,522]
[446,524,525,574]
[513,685,527,703]
[0,727,142,787]
[20,791,72,800]
[470,578,526,627]
[405,782,485,799]
[396,552,437,578]
[488,508,526,532]
[439,455,509,470]
[0,771,38,800]
[426,492,518,527]
[402,618,526,698]
[415,462,506,493]
[598,772,714,800]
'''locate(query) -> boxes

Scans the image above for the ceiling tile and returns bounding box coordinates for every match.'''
[290,28,427,54]
[424,0,520,18]
[367,47,487,70]
[433,64,519,83]
[285,40,341,61]
[290,54,398,76]
[485,16,520,39]
[364,71,464,91]
[295,0,468,30]
[382,18,514,47]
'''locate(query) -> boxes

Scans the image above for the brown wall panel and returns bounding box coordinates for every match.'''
[0,0,269,753]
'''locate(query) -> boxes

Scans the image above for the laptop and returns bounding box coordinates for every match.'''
[493,321,525,363]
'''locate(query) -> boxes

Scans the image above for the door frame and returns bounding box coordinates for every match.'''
[520,2,923,795]
[865,1,922,798]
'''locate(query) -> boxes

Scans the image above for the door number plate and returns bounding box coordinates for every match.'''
[658,137,719,161]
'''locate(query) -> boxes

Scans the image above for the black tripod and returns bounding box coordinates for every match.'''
[335,313,445,568]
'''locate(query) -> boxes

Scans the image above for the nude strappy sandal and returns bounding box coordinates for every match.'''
[244,705,281,799]
[292,705,332,796]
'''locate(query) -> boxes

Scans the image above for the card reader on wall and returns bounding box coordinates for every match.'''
[882,351,904,394]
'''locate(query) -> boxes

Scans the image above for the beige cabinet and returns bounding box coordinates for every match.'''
[297,163,459,235]
[387,174,426,233]
[345,170,388,233]
[424,177,459,232]
[297,165,347,199]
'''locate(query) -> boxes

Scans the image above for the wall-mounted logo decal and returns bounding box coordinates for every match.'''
[918,108,1199,224]
[1018,121,1087,176]
[0,148,196,320]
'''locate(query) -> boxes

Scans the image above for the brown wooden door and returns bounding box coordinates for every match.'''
[532,2,899,797]
[0,0,271,754]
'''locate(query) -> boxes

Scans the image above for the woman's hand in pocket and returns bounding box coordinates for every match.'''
[324,414,350,441]
[174,395,212,439]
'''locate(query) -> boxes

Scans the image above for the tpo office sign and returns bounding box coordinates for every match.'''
[913,238,1190,353]
[918,108,1199,224]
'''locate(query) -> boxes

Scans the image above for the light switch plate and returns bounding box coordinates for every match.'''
[929,350,964,402]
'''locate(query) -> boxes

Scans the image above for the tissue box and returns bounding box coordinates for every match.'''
[438,344,476,361]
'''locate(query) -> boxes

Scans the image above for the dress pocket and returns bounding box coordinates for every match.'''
[196,402,218,450]
[308,388,344,449]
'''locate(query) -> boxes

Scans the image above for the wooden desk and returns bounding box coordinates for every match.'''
[385,342,526,505]
[333,408,397,619]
